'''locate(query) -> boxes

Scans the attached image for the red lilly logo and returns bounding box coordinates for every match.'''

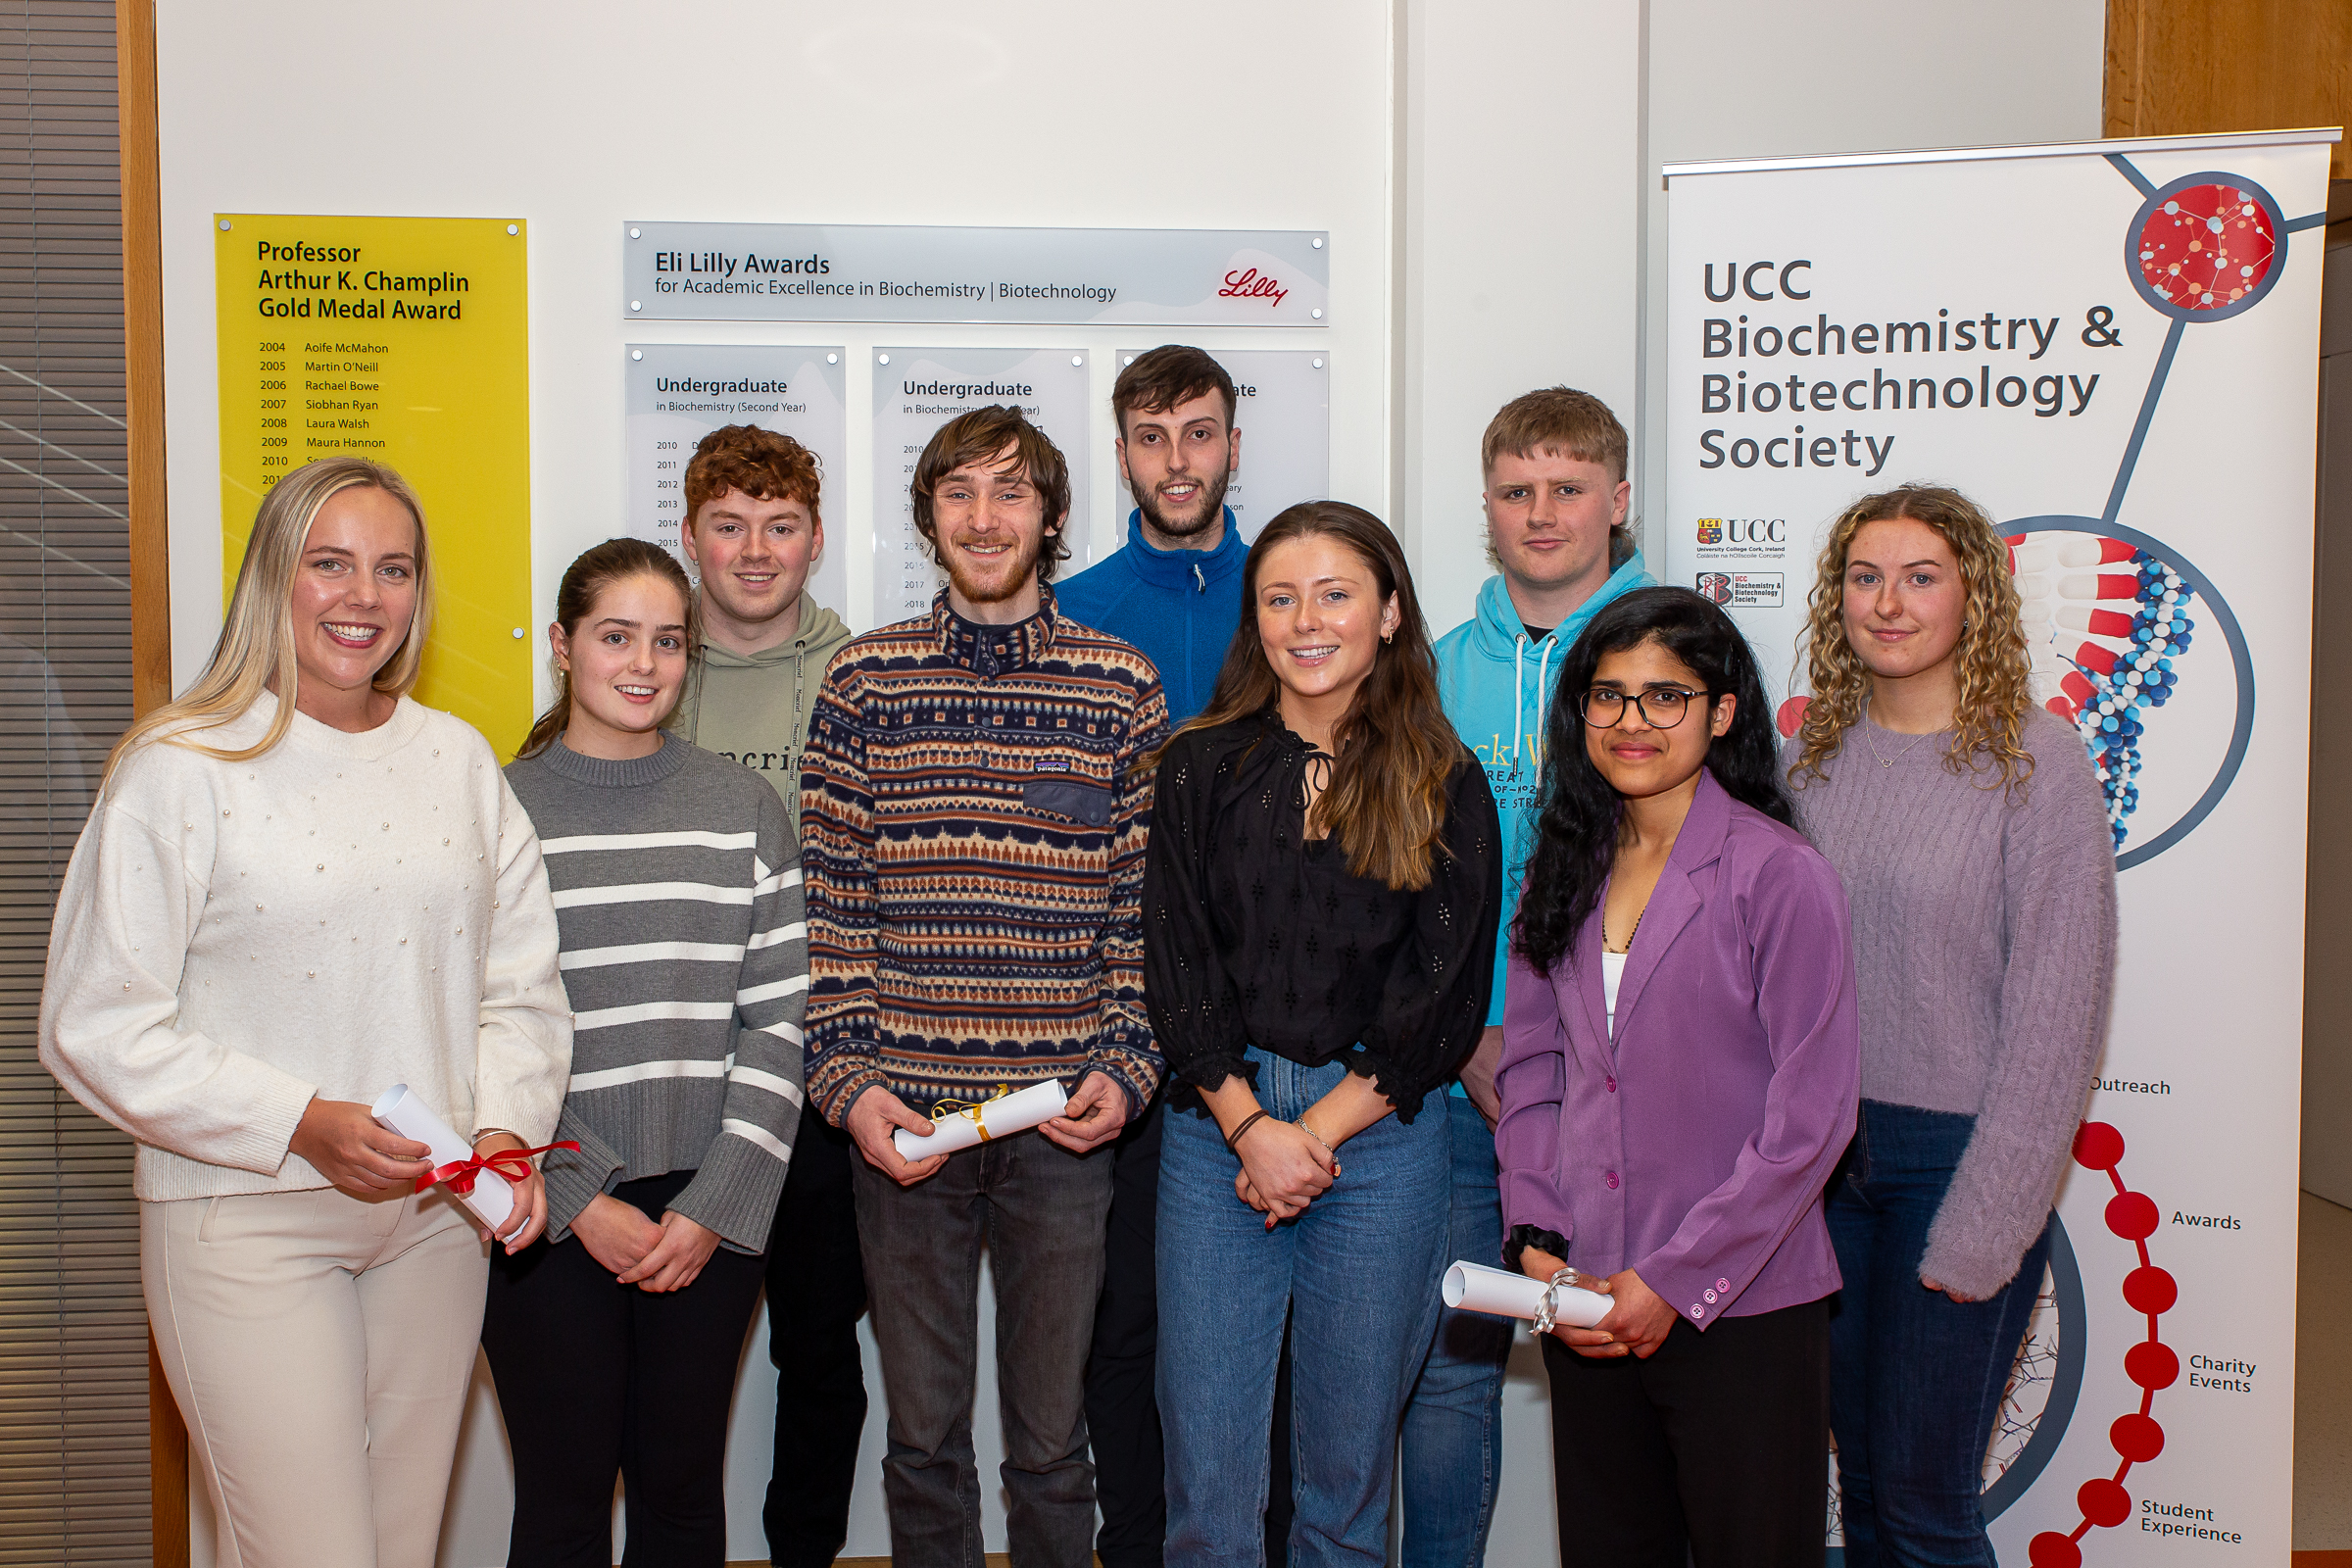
[1219,268,1288,308]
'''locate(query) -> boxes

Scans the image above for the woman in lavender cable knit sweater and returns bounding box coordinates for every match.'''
[1785,485,2117,1568]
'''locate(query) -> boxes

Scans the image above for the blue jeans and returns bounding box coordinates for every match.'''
[1826,1101,2051,1568]
[1398,1095,1510,1567]
[1157,1049,1450,1568]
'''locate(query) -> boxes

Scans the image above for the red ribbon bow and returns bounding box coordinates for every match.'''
[416,1140,579,1197]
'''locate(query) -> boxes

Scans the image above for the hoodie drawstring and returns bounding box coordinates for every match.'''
[1512,635,1526,775]
[1511,633,1557,775]
[1533,636,1554,772]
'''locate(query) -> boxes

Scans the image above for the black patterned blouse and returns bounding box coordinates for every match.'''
[1143,710,1501,1121]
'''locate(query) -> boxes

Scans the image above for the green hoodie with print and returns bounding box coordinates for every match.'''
[667,591,854,846]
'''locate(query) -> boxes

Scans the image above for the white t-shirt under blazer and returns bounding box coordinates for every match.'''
[40,690,573,1199]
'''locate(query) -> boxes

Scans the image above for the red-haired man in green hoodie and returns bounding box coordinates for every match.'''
[668,422,859,1568]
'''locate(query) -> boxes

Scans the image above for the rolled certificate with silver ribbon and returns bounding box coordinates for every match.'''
[1442,1258,1612,1331]
[372,1083,514,1230]
[893,1079,1071,1159]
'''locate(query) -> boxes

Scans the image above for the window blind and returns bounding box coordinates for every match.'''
[0,2,147,1562]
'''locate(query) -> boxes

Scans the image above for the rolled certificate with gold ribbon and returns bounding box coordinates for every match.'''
[893,1079,1070,1159]
[1442,1258,1613,1331]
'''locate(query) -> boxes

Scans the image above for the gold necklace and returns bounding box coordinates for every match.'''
[1603,905,1643,955]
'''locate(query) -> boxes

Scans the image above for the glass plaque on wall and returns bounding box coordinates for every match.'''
[624,343,849,618]
[625,221,1329,327]
[1113,347,1331,546]
[869,347,1092,627]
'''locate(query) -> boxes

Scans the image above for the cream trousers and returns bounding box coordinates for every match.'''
[143,1186,487,1568]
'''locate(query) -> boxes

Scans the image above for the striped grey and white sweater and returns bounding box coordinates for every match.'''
[504,734,806,1253]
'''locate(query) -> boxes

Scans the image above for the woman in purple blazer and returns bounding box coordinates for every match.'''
[1495,587,1859,1568]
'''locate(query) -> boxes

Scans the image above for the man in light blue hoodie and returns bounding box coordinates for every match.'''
[1411,386,1654,1563]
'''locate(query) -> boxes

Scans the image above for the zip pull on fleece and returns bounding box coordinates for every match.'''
[1194,564,1205,594]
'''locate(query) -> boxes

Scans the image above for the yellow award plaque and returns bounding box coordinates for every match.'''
[216,214,531,757]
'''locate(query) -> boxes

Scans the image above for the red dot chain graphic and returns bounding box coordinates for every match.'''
[2135,183,2277,311]
[2028,1122,2174,1567]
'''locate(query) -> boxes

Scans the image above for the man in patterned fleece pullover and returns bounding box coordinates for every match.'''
[802,406,1166,1568]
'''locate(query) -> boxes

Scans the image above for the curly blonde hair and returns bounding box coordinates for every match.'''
[1788,484,2036,794]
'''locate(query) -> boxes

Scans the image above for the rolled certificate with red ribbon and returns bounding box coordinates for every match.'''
[370,1083,575,1231]
[1443,1259,1613,1331]
[892,1079,1070,1159]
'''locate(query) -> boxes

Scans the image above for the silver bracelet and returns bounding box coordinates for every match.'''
[1295,1120,1337,1161]
[1530,1266,1581,1335]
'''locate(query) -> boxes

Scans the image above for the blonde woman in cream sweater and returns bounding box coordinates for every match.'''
[38,458,572,1568]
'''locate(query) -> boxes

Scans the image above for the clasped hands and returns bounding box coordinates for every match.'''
[1518,1245,1677,1359]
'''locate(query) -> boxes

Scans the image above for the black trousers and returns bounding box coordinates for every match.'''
[1086,1095,1294,1568]
[482,1169,768,1568]
[762,1113,869,1568]
[1087,1094,1167,1568]
[1542,1297,1831,1568]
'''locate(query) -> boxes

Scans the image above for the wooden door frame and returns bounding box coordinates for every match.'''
[116,1,185,1563]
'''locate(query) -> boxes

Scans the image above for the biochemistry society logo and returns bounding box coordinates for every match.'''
[1696,570,1783,609]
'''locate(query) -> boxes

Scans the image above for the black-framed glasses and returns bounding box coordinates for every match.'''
[1580,686,1708,729]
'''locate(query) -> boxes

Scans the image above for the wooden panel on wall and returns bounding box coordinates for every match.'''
[119,0,167,716]
[117,0,186,1563]
[2106,0,2352,177]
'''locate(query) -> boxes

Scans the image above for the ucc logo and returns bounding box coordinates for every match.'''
[1726,517,1787,544]
[1219,267,1288,308]
[1695,517,1724,544]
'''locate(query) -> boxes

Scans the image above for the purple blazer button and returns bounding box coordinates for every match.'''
[1604,1075,1617,1093]
[1690,1304,1704,1319]
[1604,1171,1619,1190]
[1702,1288,1717,1303]
[1716,1277,1731,1293]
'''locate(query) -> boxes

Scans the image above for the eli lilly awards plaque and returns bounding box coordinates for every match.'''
[621,221,1329,327]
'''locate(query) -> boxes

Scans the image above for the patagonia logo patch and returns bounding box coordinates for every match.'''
[1031,758,1071,772]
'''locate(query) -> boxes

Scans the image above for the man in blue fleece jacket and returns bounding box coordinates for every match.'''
[1410,386,1654,1564]
[1057,346,1247,724]
[1055,345,1248,1568]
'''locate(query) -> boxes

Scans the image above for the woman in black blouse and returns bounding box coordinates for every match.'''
[1146,501,1501,1567]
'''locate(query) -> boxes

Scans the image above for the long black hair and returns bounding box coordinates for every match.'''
[1512,586,1790,975]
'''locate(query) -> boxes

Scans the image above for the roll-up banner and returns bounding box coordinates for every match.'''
[1663,129,2336,1566]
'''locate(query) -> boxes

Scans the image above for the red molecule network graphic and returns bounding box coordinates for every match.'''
[2135,184,2277,311]
[2027,1121,2176,1567]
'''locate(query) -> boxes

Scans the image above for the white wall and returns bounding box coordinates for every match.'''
[1396,1,1646,632]
[157,4,1393,1562]
[154,2,2109,1563]
[158,0,1396,694]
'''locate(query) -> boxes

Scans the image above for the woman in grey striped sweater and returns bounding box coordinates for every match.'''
[486,539,808,1568]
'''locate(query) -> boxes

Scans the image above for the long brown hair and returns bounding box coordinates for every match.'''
[516,538,699,760]
[1182,501,1463,891]
[105,457,430,786]
[1789,483,2035,792]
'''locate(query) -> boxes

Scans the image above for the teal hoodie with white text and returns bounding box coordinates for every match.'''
[1433,553,1655,1025]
